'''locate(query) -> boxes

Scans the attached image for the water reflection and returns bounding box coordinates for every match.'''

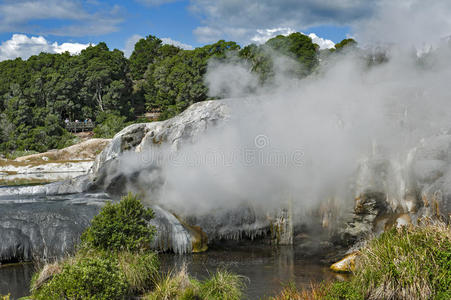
[160,245,343,299]
[0,246,345,299]
[0,263,34,299]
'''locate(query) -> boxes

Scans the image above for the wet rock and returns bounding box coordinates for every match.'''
[149,205,208,254]
[0,200,102,263]
[330,252,359,273]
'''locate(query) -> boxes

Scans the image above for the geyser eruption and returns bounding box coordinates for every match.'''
[89,0,451,253]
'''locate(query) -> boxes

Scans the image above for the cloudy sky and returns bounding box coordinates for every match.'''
[1,0,451,61]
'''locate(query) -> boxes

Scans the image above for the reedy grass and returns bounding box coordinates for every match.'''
[199,269,247,300]
[146,264,247,300]
[117,250,159,293]
[271,220,451,300]
[146,264,201,300]
[355,220,450,300]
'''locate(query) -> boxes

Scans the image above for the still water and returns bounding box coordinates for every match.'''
[0,246,340,300]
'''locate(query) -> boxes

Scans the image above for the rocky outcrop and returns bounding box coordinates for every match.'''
[335,133,451,248]
[91,100,230,176]
[15,139,110,162]
[0,139,110,186]
[90,100,230,195]
[0,193,109,263]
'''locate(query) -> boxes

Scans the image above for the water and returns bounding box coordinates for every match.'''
[160,245,341,299]
[0,246,341,299]
[0,263,34,299]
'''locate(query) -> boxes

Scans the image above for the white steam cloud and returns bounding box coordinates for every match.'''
[114,2,451,220]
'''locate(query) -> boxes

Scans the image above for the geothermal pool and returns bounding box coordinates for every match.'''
[0,247,340,299]
[0,187,341,299]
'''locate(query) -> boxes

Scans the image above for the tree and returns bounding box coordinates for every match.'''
[143,40,240,119]
[334,38,357,51]
[129,35,163,80]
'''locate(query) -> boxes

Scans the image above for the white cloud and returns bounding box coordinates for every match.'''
[0,0,123,36]
[191,0,375,44]
[123,34,143,58]
[307,33,335,49]
[0,34,91,61]
[161,37,194,50]
[249,28,335,50]
[193,26,223,44]
[250,28,295,44]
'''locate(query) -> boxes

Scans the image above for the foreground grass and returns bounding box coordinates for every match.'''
[273,221,451,300]
[146,265,246,300]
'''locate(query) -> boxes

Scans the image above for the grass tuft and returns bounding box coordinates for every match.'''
[199,269,247,300]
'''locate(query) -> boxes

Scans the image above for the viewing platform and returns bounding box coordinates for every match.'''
[65,121,95,133]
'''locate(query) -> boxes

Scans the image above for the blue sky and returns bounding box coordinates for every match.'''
[8,0,451,61]
[0,0,366,60]
[2,0,451,61]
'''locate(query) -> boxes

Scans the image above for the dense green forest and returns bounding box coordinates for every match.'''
[0,33,353,154]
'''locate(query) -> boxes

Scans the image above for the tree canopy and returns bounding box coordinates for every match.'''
[0,33,352,154]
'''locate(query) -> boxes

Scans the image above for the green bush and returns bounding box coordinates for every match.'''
[32,250,160,299]
[81,193,156,252]
[32,252,128,300]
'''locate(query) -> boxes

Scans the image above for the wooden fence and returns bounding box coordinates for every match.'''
[65,121,95,133]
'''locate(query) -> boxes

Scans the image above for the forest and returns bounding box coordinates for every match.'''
[0,32,354,154]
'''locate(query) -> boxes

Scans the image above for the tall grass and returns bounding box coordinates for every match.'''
[199,269,247,300]
[146,265,246,300]
[355,220,450,300]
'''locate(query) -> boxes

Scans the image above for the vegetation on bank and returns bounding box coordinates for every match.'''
[0,31,354,154]
[272,220,451,300]
[30,193,245,300]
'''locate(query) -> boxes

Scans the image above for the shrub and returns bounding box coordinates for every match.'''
[32,250,160,299]
[31,252,128,300]
[81,193,156,252]
[93,113,127,138]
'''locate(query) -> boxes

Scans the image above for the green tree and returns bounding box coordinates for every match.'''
[129,35,163,80]
[144,40,240,119]
[334,38,357,51]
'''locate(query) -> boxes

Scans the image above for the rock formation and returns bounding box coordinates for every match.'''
[1,99,450,263]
